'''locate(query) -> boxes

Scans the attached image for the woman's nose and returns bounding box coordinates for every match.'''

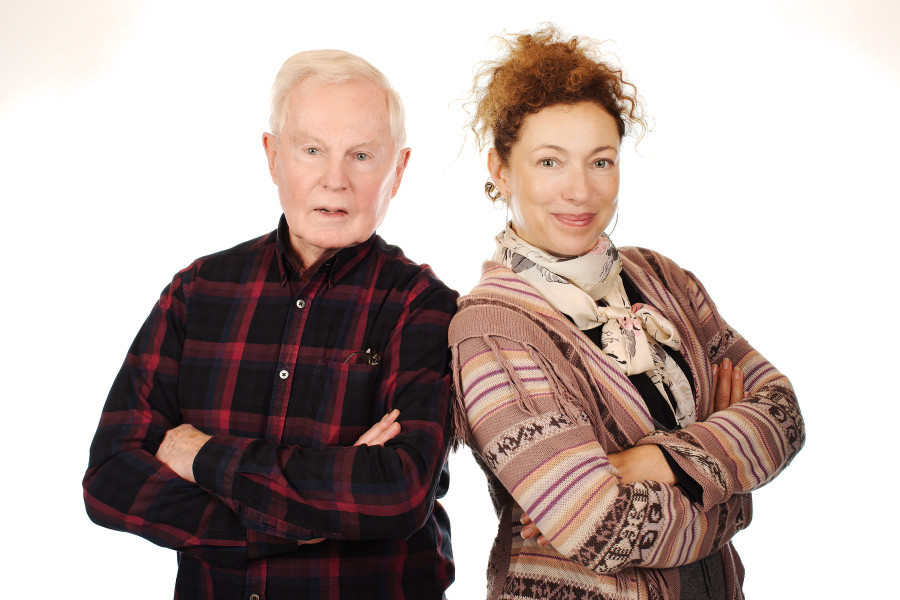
[566,167,589,204]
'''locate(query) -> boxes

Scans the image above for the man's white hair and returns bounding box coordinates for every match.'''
[269,49,406,152]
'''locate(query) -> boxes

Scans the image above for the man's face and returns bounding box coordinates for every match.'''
[263,79,409,268]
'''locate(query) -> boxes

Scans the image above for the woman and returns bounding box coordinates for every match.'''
[449,27,804,599]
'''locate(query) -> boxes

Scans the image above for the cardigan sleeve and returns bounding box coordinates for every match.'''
[453,334,751,574]
[632,267,805,510]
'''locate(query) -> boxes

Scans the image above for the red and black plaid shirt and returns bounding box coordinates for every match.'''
[84,217,457,599]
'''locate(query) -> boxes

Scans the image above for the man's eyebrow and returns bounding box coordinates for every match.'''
[290,134,384,150]
[290,130,324,146]
[351,138,382,149]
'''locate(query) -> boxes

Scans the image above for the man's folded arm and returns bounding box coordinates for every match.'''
[192,282,457,541]
[82,270,300,567]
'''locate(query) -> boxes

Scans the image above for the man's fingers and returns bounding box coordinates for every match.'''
[371,422,400,445]
[355,411,401,446]
[297,538,326,546]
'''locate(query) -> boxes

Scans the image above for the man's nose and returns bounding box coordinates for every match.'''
[321,156,349,190]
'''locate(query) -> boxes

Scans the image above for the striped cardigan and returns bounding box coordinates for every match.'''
[449,247,804,600]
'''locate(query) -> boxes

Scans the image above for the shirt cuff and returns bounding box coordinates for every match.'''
[193,434,253,499]
[659,445,704,504]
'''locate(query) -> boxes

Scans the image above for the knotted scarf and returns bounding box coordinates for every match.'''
[493,225,696,426]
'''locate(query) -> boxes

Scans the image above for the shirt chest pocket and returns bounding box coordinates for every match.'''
[291,358,384,446]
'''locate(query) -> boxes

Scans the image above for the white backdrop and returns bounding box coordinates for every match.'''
[2,1,898,597]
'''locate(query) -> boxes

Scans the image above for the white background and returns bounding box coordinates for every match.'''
[2,1,898,597]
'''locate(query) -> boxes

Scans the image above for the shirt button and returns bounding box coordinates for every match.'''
[250,595,260,600]
[296,299,306,309]
[279,370,289,380]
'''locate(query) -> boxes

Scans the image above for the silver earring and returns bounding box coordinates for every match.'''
[604,208,619,237]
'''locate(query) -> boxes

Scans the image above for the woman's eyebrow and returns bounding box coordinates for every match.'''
[530,144,618,153]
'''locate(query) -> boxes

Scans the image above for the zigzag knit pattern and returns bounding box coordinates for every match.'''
[449,247,804,600]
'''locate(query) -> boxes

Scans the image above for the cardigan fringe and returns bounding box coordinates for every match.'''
[449,250,804,600]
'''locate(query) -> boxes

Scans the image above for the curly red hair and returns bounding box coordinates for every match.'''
[470,25,646,170]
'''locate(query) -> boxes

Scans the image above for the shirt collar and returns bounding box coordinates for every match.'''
[275,214,377,288]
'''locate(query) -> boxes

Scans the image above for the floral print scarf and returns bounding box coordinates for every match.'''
[493,225,696,426]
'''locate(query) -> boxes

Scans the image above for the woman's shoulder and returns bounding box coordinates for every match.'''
[618,246,696,291]
[618,245,683,275]
[449,261,571,345]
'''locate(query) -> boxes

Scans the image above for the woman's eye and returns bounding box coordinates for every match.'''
[539,158,557,167]
[594,159,610,168]
[355,153,369,161]
[305,147,319,156]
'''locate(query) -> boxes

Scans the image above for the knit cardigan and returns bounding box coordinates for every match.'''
[449,247,804,600]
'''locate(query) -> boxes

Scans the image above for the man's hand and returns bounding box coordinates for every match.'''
[156,412,401,547]
[298,409,402,547]
[355,409,401,447]
[156,424,212,483]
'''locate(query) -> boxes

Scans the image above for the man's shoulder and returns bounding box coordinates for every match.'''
[367,235,456,299]
[177,230,277,281]
[196,230,277,264]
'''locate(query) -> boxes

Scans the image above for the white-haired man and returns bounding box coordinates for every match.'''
[84,50,456,600]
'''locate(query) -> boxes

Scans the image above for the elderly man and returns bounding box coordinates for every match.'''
[83,50,456,599]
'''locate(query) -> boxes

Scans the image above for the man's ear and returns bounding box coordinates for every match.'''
[390,147,412,197]
[262,132,279,184]
[487,148,508,197]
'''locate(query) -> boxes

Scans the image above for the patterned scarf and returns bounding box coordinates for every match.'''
[493,225,696,426]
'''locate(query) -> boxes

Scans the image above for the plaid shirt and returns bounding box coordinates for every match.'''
[83,217,457,600]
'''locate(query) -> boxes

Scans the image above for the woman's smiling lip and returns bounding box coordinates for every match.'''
[552,213,595,227]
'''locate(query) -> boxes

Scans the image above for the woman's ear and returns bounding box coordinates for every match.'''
[487,148,508,197]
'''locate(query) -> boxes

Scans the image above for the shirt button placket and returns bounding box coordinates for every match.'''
[279,298,306,381]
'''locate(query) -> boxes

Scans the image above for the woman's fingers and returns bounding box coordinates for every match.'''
[712,359,747,413]
[520,512,546,543]
[731,365,745,406]
[714,359,733,412]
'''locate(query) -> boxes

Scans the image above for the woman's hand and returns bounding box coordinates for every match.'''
[608,445,677,485]
[712,358,745,412]
[298,409,402,547]
[607,361,746,486]
[519,362,748,543]
[520,512,549,545]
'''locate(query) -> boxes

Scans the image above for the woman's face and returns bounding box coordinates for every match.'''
[489,102,620,258]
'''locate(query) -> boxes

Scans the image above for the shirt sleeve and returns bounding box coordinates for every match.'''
[82,269,300,567]
[632,270,805,510]
[452,333,752,574]
[190,280,457,542]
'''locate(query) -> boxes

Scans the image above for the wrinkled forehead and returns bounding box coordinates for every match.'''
[282,78,393,143]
